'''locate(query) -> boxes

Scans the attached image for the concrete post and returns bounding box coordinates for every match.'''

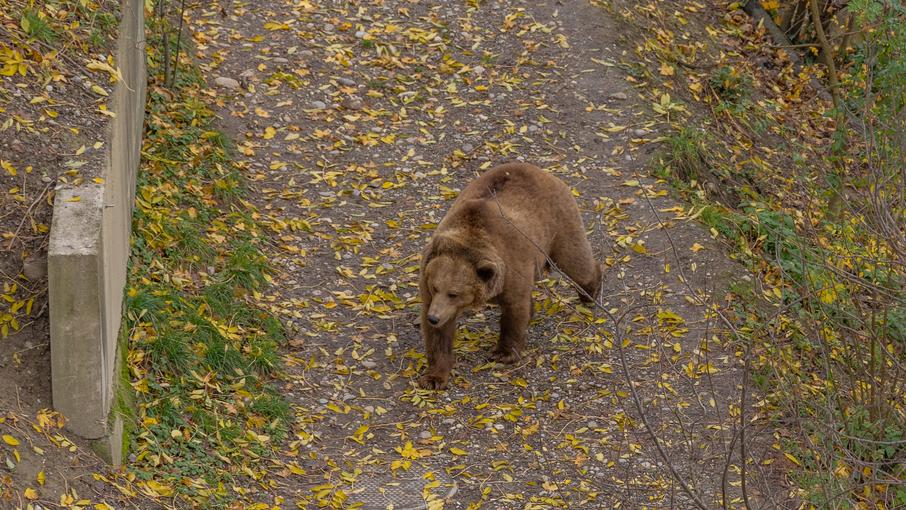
[48,187,108,440]
[47,0,145,465]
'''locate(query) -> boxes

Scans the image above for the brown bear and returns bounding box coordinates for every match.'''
[418,162,602,390]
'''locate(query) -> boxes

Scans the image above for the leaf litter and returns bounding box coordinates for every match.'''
[1,0,848,507]
[151,0,790,508]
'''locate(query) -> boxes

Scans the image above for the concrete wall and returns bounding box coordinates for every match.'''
[48,0,146,465]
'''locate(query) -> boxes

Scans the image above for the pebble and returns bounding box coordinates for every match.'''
[419,430,432,439]
[633,128,649,136]
[342,97,364,110]
[361,360,378,369]
[355,30,367,38]
[609,91,628,100]
[323,23,335,32]
[461,143,474,153]
[587,420,599,429]
[472,65,486,76]
[528,125,539,132]
[23,258,47,280]
[310,100,328,109]
[336,77,356,87]
[214,76,240,90]
[300,49,314,57]
[272,57,289,64]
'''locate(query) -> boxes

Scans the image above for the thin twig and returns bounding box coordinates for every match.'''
[4,183,51,251]
[487,189,712,510]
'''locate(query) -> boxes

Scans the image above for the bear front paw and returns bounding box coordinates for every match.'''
[419,373,449,390]
[490,348,521,364]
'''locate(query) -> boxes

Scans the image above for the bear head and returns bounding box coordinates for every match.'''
[422,234,504,328]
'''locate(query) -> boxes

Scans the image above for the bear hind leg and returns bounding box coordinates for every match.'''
[550,231,602,303]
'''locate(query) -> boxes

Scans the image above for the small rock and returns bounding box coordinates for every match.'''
[214,76,240,90]
[300,49,314,57]
[528,124,539,132]
[342,97,364,110]
[609,91,628,100]
[336,77,356,87]
[361,360,377,369]
[272,57,289,64]
[419,430,432,439]
[588,420,599,429]
[323,23,335,32]
[472,65,486,76]
[23,258,46,281]
[461,143,474,153]
[633,128,648,136]
[310,100,328,110]
[355,30,367,38]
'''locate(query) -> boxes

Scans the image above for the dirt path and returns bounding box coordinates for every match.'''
[193,0,785,507]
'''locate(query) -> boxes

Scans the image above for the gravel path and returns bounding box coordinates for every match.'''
[191,0,782,507]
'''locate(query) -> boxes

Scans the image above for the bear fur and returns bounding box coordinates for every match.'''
[418,162,602,390]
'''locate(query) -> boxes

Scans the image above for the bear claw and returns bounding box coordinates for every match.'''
[490,349,521,364]
[419,373,449,390]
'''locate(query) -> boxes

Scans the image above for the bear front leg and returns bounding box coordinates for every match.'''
[419,314,457,390]
[491,295,531,364]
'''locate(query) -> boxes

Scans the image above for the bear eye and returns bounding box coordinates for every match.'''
[447,292,458,299]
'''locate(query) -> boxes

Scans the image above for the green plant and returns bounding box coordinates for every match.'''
[20,9,58,44]
[709,65,752,105]
[657,128,709,185]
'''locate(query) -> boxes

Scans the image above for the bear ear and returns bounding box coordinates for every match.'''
[476,257,504,297]
[423,234,451,265]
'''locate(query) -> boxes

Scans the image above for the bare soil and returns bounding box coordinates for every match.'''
[194,0,794,507]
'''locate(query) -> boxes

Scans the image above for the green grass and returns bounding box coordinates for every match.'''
[20,9,58,44]
[122,18,288,506]
[709,65,752,106]
[662,128,709,181]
